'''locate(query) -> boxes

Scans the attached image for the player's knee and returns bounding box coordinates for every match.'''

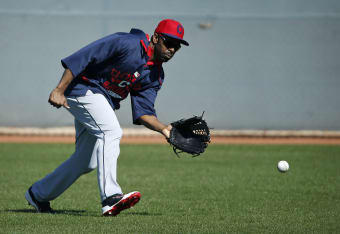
[82,167,95,174]
[103,126,123,140]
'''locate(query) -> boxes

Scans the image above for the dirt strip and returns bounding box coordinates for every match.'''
[1,135,340,144]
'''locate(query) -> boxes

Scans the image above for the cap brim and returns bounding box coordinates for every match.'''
[162,33,189,46]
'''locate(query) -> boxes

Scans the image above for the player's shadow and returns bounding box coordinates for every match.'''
[4,209,88,216]
[5,209,161,217]
[121,211,162,216]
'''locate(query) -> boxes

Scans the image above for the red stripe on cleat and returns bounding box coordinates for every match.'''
[103,191,141,216]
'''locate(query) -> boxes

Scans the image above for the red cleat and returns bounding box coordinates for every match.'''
[102,191,141,216]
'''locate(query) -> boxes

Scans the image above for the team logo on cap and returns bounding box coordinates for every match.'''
[177,24,184,35]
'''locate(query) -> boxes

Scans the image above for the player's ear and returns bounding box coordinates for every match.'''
[152,33,159,44]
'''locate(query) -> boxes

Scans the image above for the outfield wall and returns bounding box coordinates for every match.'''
[0,0,340,130]
[1,127,340,138]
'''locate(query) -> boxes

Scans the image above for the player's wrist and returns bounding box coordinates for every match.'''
[56,84,68,91]
[53,87,65,94]
[161,128,170,139]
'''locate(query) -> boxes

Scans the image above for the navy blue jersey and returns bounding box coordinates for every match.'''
[61,28,164,124]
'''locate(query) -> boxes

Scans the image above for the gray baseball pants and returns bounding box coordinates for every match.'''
[31,90,123,202]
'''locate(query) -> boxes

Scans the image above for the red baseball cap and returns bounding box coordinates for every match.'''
[155,19,189,46]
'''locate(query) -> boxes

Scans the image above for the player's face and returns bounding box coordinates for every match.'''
[154,34,181,62]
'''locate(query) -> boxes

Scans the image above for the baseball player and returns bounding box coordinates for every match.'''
[25,19,189,216]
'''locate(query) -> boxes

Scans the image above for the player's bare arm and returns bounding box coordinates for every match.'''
[48,69,74,109]
[138,115,172,138]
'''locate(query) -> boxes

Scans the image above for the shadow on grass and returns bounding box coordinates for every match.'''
[4,209,162,217]
[5,209,88,216]
[122,211,162,216]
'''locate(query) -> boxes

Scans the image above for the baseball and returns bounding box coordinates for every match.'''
[277,160,289,172]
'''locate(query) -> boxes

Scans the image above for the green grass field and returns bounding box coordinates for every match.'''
[0,143,340,233]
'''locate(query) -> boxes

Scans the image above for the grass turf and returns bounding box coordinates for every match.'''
[0,143,339,233]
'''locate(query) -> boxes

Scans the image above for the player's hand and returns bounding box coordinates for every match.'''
[48,88,70,109]
[161,125,172,139]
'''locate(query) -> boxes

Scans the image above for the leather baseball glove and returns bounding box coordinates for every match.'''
[168,113,210,157]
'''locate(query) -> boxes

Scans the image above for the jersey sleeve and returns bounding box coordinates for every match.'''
[130,87,159,125]
[61,35,126,77]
